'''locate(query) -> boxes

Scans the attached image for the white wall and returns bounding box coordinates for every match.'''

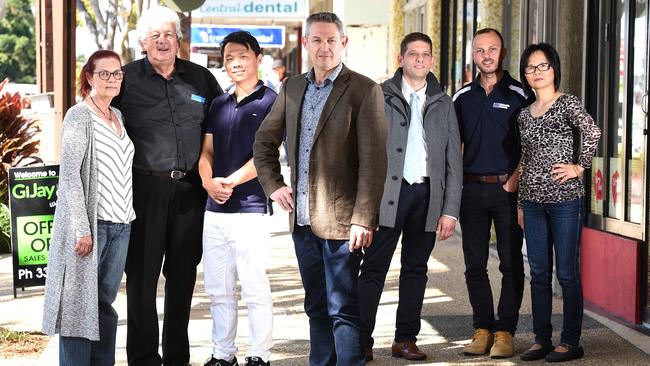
[340,0,392,81]
[344,0,391,25]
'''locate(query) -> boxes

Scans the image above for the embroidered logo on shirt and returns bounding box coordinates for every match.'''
[191,94,206,104]
[492,102,510,109]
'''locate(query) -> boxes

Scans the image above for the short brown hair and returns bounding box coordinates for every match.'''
[400,32,432,55]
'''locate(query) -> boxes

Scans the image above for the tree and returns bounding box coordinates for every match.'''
[77,0,139,62]
[0,0,36,83]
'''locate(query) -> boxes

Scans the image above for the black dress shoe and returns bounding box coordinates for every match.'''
[545,344,584,362]
[520,343,554,361]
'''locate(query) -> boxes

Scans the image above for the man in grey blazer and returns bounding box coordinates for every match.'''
[254,12,387,366]
[358,32,462,362]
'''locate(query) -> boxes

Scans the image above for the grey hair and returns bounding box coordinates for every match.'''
[305,12,344,37]
[136,6,182,42]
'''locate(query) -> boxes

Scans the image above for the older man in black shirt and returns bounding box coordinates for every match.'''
[112,6,222,366]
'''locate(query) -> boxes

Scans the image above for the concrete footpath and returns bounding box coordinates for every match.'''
[2,207,650,365]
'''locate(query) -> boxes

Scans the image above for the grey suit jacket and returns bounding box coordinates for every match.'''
[379,69,462,232]
[254,64,388,240]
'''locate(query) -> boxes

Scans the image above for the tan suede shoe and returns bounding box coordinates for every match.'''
[463,328,494,355]
[490,331,514,358]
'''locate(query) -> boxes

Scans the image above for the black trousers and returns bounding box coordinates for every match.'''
[126,173,206,366]
[358,180,436,347]
[459,181,525,334]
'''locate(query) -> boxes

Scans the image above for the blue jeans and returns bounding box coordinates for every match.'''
[292,225,365,366]
[60,221,131,366]
[523,197,584,347]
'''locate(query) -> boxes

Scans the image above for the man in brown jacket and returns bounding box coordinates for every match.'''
[253,12,387,366]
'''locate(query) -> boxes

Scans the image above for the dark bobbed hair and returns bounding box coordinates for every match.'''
[78,50,122,98]
[220,30,262,59]
[473,28,504,49]
[400,32,432,56]
[519,42,562,96]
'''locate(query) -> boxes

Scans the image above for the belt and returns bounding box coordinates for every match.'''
[133,168,194,180]
[463,173,509,184]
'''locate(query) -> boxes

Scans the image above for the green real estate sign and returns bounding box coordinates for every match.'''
[8,165,58,291]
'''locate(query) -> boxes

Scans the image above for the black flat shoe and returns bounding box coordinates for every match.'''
[545,344,584,362]
[520,343,554,361]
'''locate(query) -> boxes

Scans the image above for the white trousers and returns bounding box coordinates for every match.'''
[202,211,274,361]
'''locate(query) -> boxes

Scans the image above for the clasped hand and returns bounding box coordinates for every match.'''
[206,177,234,204]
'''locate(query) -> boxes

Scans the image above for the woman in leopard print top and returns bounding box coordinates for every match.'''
[518,94,600,205]
[517,43,601,363]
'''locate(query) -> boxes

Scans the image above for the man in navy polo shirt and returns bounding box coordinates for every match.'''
[452,28,530,359]
[198,31,276,366]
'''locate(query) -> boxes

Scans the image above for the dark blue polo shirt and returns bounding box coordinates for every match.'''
[204,83,277,213]
[452,71,531,175]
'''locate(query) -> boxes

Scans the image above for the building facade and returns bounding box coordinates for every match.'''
[400,0,650,330]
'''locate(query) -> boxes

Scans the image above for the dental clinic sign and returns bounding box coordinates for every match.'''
[192,0,307,19]
[8,165,58,293]
[192,25,285,48]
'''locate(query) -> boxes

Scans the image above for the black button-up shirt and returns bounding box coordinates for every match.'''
[113,57,223,172]
[452,71,531,175]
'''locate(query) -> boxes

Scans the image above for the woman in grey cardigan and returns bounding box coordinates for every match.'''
[42,50,135,366]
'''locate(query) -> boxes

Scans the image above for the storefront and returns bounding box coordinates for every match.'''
[190,0,308,88]
[402,0,650,329]
[582,0,649,328]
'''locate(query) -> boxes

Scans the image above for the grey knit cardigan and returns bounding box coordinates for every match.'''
[42,103,116,340]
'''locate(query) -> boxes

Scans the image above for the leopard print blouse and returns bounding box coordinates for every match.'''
[518,93,601,207]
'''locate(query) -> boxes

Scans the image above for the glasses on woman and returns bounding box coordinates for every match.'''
[524,62,552,74]
[94,70,125,80]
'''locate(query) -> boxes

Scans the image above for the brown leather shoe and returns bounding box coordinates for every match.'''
[363,346,373,361]
[391,340,427,361]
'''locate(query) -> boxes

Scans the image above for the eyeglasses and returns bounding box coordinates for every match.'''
[524,62,552,74]
[94,70,124,80]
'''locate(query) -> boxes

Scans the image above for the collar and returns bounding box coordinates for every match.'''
[142,56,184,77]
[401,76,427,103]
[472,70,515,92]
[384,68,443,103]
[306,62,343,86]
[227,80,264,95]
[227,80,266,105]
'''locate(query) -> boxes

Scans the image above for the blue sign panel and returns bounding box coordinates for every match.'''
[191,25,285,48]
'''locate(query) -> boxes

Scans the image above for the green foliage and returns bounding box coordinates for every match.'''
[0,203,9,253]
[0,78,43,207]
[0,0,36,83]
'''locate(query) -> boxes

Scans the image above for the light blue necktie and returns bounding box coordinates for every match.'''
[403,92,426,184]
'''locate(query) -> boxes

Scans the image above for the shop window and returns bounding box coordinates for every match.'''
[587,0,648,240]
[404,2,427,34]
[626,1,647,224]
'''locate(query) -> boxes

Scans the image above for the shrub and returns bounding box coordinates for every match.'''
[0,78,43,253]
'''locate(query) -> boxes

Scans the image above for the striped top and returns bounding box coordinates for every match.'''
[88,105,136,223]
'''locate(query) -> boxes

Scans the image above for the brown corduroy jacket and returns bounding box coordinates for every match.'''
[253,64,387,240]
